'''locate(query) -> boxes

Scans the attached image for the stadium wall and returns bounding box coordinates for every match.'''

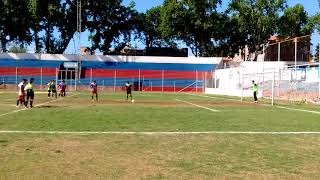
[0,53,221,92]
[207,61,320,98]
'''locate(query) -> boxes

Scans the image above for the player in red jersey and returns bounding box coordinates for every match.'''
[58,80,67,97]
[90,80,98,101]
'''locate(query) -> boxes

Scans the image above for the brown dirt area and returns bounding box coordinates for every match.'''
[54,99,260,108]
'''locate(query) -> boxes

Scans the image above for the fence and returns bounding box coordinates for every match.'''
[265,35,313,63]
[0,68,211,93]
[241,63,320,105]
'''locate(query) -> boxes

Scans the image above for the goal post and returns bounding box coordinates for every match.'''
[241,63,320,105]
[241,70,275,105]
[55,69,78,92]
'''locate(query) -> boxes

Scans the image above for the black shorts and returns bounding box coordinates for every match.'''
[127,90,131,94]
[48,90,51,93]
[27,91,34,100]
[52,90,57,93]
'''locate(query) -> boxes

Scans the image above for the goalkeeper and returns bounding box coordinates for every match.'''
[252,80,258,103]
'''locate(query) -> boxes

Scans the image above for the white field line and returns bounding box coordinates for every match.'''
[184,93,241,102]
[135,94,156,97]
[275,106,320,115]
[0,94,78,118]
[1,130,320,135]
[186,93,320,115]
[175,98,220,112]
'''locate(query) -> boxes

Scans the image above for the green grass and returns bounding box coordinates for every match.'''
[0,92,319,132]
[0,91,320,179]
[1,134,320,179]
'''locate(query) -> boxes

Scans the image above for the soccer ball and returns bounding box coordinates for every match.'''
[131,99,134,103]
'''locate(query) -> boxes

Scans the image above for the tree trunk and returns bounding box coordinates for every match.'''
[45,20,52,53]
[34,27,41,53]
[45,26,50,53]
[1,38,7,52]
[253,51,259,61]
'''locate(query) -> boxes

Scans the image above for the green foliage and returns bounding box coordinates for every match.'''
[229,0,287,60]
[137,6,173,48]
[8,46,27,53]
[278,4,312,37]
[0,0,316,56]
[84,0,139,54]
[0,0,32,52]
[312,13,320,34]
[160,0,229,57]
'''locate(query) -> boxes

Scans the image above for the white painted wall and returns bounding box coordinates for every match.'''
[0,53,222,65]
[208,61,320,97]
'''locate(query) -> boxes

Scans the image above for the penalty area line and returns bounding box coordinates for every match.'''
[1,131,320,135]
[175,98,220,112]
[186,93,320,115]
[274,105,320,115]
[184,93,241,102]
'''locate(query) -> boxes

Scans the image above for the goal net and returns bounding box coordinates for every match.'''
[241,63,320,105]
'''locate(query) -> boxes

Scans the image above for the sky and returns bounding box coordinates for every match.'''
[46,0,320,55]
[123,0,319,15]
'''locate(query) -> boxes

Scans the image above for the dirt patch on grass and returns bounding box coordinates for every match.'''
[59,99,260,108]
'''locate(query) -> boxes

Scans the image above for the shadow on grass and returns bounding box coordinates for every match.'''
[35,105,67,109]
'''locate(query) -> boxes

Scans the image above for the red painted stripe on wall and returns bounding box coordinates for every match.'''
[142,87,204,92]
[0,67,56,76]
[87,69,210,80]
[114,86,203,92]
[0,67,16,75]
[1,67,212,80]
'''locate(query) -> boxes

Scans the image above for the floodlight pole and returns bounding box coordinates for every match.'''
[272,69,275,106]
[294,37,297,80]
[319,42,320,63]
[318,42,320,98]
[77,0,82,80]
[241,74,244,102]
[262,45,265,97]
[277,42,281,97]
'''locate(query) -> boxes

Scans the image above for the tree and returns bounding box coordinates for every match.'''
[0,0,32,52]
[202,14,247,57]
[313,14,320,33]
[312,0,320,34]
[278,4,312,37]
[315,44,320,62]
[48,0,78,54]
[137,6,173,48]
[8,46,27,53]
[160,0,227,57]
[85,0,139,54]
[28,0,74,54]
[28,0,45,53]
[229,0,287,61]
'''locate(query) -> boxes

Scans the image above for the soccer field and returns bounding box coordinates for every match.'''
[1,91,320,179]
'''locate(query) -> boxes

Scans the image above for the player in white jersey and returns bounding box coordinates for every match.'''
[16,79,27,107]
[125,81,133,101]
